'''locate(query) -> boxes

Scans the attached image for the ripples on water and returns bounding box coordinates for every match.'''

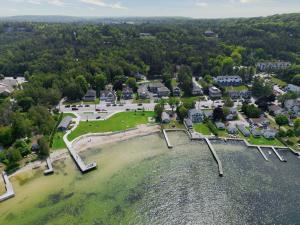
[132,132,300,225]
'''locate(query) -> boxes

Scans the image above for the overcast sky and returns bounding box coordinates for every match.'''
[0,0,299,18]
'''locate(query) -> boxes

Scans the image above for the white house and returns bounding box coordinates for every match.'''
[285,84,300,95]
[214,76,243,86]
[209,86,222,98]
[256,61,291,71]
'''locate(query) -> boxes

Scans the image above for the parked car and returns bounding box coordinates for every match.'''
[96,116,101,120]
[106,103,111,107]
[96,109,101,112]
[72,108,78,111]
[85,104,90,107]
[65,105,70,108]
[138,103,143,106]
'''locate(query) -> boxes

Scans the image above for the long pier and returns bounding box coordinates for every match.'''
[271,147,287,162]
[162,129,173,149]
[0,172,15,202]
[257,146,269,161]
[63,114,97,173]
[68,144,97,173]
[204,138,223,177]
[44,157,54,175]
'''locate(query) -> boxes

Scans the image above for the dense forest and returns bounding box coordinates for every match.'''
[0,13,299,172]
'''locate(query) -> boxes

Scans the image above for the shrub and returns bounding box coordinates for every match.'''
[207,121,218,136]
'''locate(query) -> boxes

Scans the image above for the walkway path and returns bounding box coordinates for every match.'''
[163,129,173,149]
[0,172,15,202]
[63,113,97,173]
[204,138,224,177]
[44,157,54,175]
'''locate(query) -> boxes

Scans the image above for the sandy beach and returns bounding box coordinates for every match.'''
[72,124,161,152]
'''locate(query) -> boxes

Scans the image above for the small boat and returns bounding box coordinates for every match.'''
[268,151,272,155]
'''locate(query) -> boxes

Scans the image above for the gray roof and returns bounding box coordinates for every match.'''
[58,116,73,130]
[184,118,193,127]
[237,125,251,136]
[227,125,238,133]
[161,112,170,121]
[214,76,242,83]
[84,89,96,97]
[215,122,225,129]
[188,109,203,116]
[148,82,164,89]
[158,86,170,92]
[251,129,262,137]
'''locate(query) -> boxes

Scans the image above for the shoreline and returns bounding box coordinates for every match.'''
[73,124,161,152]
[7,125,161,179]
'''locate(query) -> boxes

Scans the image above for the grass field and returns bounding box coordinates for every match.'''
[225,85,248,92]
[247,135,284,146]
[52,131,66,150]
[194,123,211,135]
[68,111,156,141]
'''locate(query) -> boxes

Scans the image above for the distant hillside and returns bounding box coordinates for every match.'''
[0,15,193,24]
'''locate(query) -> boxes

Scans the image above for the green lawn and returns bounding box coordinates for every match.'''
[270,77,287,88]
[247,135,284,146]
[194,123,211,135]
[52,131,67,150]
[68,111,156,141]
[225,85,248,92]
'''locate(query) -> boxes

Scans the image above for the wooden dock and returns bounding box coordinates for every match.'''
[162,129,173,149]
[68,145,97,173]
[44,157,54,175]
[0,172,15,202]
[271,147,287,162]
[257,146,269,161]
[205,138,223,177]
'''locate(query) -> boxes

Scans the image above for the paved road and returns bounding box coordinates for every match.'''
[58,98,172,121]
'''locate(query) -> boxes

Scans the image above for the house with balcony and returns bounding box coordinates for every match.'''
[138,85,150,99]
[100,90,116,103]
[214,76,243,86]
[122,86,133,100]
[82,89,96,101]
[256,61,291,71]
[188,109,205,123]
[157,86,170,97]
[228,90,252,99]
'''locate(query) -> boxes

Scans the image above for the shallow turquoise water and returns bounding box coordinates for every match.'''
[0,132,299,225]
